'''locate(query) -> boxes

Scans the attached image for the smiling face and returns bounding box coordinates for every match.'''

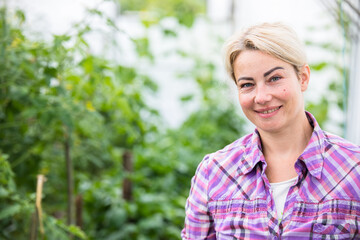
[233,50,310,134]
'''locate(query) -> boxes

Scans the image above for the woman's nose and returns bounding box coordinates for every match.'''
[254,85,272,104]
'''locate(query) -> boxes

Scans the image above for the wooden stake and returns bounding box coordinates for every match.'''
[29,210,38,240]
[75,195,83,229]
[64,131,74,226]
[36,175,45,237]
[30,175,46,240]
[122,150,133,201]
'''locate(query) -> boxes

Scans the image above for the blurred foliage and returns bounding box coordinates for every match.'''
[0,0,346,239]
[0,4,156,239]
[116,0,206,27]
[0,1,244,239]
[305,25,347,132]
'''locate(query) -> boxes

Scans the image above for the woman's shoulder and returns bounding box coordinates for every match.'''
[323,131,360,154]
[321,131,360,172]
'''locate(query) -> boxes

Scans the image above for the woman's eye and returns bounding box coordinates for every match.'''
[270,76,281,82]
[240,83,253,88]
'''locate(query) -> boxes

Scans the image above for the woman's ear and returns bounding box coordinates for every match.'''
[299,64,310,92]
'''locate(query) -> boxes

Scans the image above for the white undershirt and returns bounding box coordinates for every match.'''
[269,177,297,220]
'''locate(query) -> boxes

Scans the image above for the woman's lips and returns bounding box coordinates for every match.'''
[255,106,282,114]
[255,106,282,118]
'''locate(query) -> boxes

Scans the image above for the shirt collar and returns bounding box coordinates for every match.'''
[298,111,325,179]
[238,129,265,175]
[238,111,325,179]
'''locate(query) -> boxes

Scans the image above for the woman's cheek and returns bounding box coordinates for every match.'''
[238,95,252,108]
[282,88,289,97]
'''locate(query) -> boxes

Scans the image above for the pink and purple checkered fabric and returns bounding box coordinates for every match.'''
[182,112,360,239]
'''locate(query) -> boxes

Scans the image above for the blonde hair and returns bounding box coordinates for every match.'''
[224,22,307,83]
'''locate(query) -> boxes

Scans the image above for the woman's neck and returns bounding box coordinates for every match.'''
[259,113,313,183]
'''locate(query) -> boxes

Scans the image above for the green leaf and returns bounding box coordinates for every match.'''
[15,10,26,24]
[0,204,21,220]
[180,94,193,102]
[310,62,328,71]
[68,225,88,239]
[0,153,13,185]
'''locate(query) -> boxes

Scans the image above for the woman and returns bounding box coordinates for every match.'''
[181,22,360,239]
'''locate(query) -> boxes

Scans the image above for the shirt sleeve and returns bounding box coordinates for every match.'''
[181,155,216,240]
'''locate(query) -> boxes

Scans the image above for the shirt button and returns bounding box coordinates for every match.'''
[273,236,278,240]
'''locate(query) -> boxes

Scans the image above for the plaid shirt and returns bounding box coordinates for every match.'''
[182,112,360,239]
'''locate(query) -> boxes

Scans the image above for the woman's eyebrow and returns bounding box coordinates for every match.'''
[264,66,284,77]
[236,77,255,85]
[237,77,254,82]
[236,66,285,83]
[237,67,284,82]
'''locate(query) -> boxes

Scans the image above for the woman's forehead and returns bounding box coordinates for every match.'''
[234,51,290,72]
